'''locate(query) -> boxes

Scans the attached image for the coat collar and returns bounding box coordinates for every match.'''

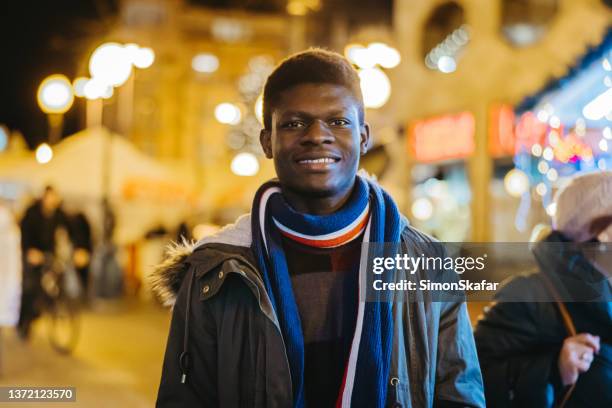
[150,214,252,306]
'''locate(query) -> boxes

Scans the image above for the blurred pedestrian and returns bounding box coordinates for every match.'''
[67,211,92,295]
[17,186,67,339]
[0,203,21,328]
[474,171,612,407]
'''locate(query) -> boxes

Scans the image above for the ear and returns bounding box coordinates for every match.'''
[360,122,371,155]
[260,129,273,159]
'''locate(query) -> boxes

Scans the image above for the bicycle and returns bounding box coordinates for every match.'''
[39,253,81,355]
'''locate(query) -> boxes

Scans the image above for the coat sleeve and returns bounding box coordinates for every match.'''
[473,280,564,407]
[434,301,486,408]
[156,268,219,407]
[19,206,38,253]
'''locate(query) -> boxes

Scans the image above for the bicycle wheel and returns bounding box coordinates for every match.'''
[48,297,80,355]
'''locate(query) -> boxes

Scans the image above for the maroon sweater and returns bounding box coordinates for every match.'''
[281,233,363,407]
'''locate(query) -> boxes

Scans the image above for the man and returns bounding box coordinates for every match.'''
[474,171,612,407]
[153,49,484,408]
[18,185,66,339]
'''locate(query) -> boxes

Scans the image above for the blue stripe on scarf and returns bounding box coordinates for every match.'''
[251,176,401,408]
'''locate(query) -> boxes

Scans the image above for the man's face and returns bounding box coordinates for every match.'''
[260,83,369,200]
[42,190,60,214]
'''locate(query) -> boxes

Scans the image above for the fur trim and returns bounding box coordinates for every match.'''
[150,238,197,307]
[150,214,252,307]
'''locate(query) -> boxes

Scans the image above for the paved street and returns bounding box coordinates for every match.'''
[0,299,171,407]
[0,295,488,408]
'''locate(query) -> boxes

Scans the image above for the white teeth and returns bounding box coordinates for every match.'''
[299,158,336,164]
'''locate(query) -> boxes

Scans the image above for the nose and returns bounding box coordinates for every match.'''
[301,119,334,145]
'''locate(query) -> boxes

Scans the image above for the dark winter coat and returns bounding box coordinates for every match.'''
[19,200,67,254]
[474,232,612,407]
[152,214,485,408]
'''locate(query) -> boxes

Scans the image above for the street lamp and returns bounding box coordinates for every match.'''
[89,42,132,88]
[37,74,74,144]
[86,42,156,258]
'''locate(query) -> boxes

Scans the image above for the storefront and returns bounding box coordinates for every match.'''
[509,28,611,233]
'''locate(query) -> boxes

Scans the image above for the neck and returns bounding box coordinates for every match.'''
[281,182,355,216]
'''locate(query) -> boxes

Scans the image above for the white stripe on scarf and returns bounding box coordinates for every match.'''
[271,203,370,242]
[340,218,372,407]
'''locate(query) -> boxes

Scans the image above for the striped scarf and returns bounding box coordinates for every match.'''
[251,176,402,408]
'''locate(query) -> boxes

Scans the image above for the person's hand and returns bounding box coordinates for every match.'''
[26,248,45,266]
[73,248,90,268]
[558,333,600,386]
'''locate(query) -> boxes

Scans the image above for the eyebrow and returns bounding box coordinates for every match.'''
[279,108,355,118]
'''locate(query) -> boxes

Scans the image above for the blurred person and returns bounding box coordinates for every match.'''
[17,185,67,339]
[474,171,612,407]
[67,211,92,294]
[153,49,484,408]
[90,199,123,299]
[0,203,21,329]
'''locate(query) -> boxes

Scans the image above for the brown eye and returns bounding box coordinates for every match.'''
[284,121,305,128]
[330,119,350,127]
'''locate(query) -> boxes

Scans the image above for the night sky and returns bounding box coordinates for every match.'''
[0,1,117,148]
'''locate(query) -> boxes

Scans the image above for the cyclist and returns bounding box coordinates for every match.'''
[17,186,67,340]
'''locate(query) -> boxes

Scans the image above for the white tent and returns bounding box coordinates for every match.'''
[0,127,195,244]
[1,127,188,197]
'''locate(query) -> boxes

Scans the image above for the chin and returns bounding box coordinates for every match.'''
[284,178,341,198]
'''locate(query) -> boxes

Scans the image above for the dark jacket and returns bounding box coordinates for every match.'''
[67,212,92,252]
[19,200,67,254]
[152,214,485,408]
[474,232,612,407]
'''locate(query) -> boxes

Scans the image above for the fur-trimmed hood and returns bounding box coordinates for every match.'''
[150,214,252,306]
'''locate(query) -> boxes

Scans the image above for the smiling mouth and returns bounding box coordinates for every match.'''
[297,158,339,164]
[295,156,341,172]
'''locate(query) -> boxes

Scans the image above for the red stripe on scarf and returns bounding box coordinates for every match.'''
[278,212,369,248]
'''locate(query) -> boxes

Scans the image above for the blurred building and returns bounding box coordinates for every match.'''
[72,0,610,241]
[388,0,610,241]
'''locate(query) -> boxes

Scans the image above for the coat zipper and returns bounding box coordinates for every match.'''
[229,267,294,403]
[389,377,403,408]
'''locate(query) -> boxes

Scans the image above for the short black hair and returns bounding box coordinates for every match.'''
[262,48,364,129]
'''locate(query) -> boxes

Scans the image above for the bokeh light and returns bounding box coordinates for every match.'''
[367,42,401,69]
[37,74,74,114]
[133,47,155,69]
[73,77,89,98]
[0,125,8,152]
[359,67,391,109]
[83,79,113,100]
[89,42,132,87]
[231,152,259,176]
[215,103,242,125]
[192,53,220,73]
[254,94,264,126]
[411,197,434,221]
[437,56,457,73]
[546,202,557,217]
[503,168,529,197]
[35,143,53,164]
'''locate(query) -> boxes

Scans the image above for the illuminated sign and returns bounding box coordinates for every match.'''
[514,111,548,150]
[489,104,517,157]
[408,112,475,162]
